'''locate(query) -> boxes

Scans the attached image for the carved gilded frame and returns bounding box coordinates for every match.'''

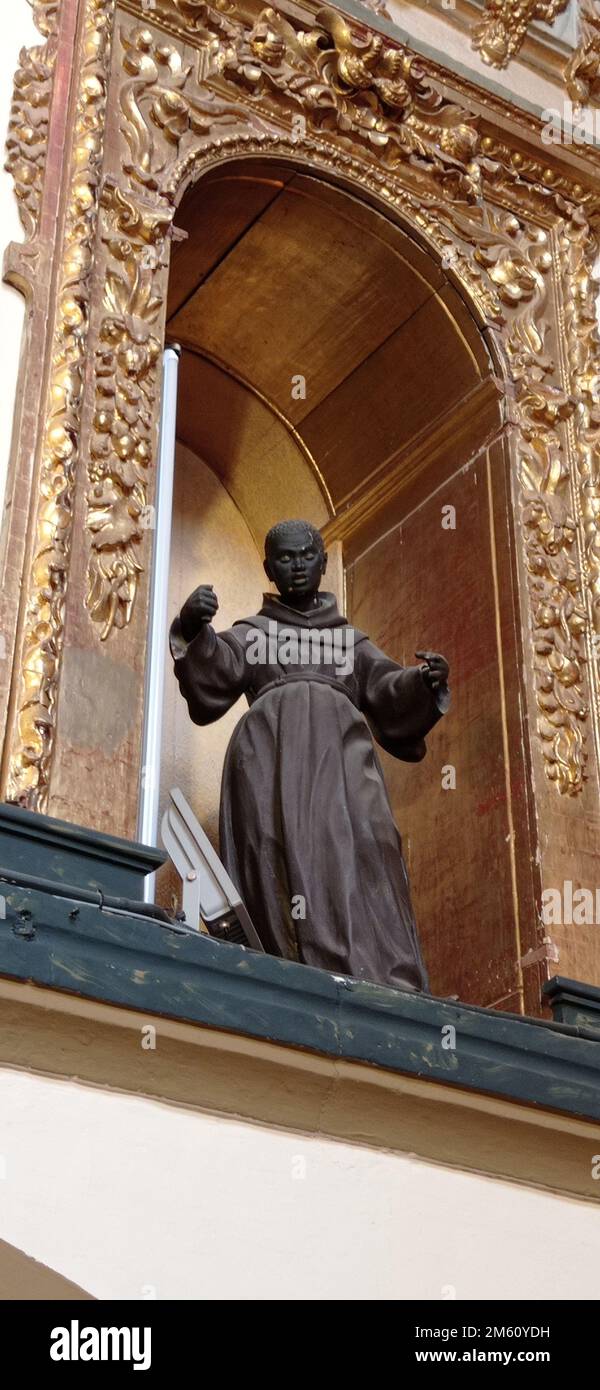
[1,0,600,863]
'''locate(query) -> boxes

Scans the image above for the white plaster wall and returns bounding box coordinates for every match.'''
[0,7,38,512]
[0,1067,599,1301]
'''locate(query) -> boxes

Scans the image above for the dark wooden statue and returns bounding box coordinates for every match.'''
[170,520,449,991]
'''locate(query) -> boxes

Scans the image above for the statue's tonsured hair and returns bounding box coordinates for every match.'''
[264,520,325,561]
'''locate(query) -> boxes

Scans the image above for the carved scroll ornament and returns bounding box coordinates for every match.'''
[473,1,570,69]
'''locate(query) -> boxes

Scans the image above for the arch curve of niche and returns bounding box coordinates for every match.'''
[1,0,600,1008]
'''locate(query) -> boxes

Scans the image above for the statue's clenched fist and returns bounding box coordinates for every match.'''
[415,650,449,692]
[180,584,219,643]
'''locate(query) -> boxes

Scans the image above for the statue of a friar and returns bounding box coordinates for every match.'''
[170,519,449,991]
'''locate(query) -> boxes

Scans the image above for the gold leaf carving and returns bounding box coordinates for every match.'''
[519,417,587,796]
[156,0,235,32]
[220,6,480,193]
[473,1,569,68]
[565,1,600,107]
[86,184,170,639]
[5,0,60,237]
[119,23,241,190]
[6,0,115,807]
[562,206,600,691]
[32,0,60,38]
[505,223,587,796]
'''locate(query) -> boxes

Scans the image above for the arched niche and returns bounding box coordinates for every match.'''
[158,156,522,1009]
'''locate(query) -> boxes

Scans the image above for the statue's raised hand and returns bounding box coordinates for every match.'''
[180,584,219,643]
[415,650,449,692]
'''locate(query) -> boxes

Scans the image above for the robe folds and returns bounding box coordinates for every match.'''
[170,591,449,991]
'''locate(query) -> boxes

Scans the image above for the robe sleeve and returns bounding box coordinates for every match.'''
[356,639,450,763]
[169,613,251,726]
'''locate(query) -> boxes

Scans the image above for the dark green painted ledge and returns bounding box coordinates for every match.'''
[0,804,599,1125]
[543,976,600,1032]
[1,877,600,1124]
[0,801,164,898]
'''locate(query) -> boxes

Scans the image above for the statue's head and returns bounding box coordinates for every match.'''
[264,520,327,602]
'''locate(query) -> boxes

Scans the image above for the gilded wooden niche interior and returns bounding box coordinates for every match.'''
[2,0,600,1013]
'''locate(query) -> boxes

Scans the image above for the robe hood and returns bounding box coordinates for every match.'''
[235,591,366,637]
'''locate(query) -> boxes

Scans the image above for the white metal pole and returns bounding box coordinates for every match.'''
[138,344,180,897]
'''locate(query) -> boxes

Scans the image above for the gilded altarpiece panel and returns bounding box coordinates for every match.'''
[2,0,600,1009]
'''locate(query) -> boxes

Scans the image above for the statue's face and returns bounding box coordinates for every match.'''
[265,526,326,600]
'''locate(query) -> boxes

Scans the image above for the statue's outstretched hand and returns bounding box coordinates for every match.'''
[415,651,449,692]
[180,584,219,643]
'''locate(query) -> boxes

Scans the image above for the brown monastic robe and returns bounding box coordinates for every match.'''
[170,591,449,991]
